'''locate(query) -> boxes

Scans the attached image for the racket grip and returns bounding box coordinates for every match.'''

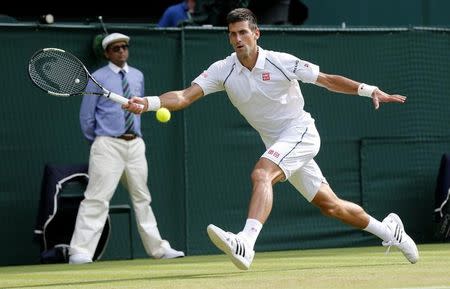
[108,92,144,109]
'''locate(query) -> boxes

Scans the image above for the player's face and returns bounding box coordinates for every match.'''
[104,41,129,67]
[228,21,260,60]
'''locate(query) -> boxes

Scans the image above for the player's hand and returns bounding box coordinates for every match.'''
[372,89,407,110]
[122,97,148,114]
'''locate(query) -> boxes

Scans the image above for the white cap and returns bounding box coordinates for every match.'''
[102,33,130,50]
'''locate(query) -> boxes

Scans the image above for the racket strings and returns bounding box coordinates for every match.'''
[29,49,88,95]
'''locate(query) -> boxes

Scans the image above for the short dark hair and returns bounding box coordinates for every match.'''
[226,8,258,30]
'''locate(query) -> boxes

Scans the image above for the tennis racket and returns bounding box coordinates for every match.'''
[28,48,142,108]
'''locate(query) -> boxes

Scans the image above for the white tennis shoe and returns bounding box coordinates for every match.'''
[382,213,419,264]
[160,247,185,259]
[207,224,255,270]
[69,253,92,264]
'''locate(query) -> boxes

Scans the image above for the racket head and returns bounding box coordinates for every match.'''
[28,48,89,96]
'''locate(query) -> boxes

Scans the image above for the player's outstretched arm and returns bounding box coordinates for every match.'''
[124,84,204,114]
[315,72,406,110]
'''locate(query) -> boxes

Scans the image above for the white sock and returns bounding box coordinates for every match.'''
[238,218,263,249]
[363,216,393,242]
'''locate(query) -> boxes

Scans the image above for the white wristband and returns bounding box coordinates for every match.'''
[145,96,161,111]
[357,83,378,98]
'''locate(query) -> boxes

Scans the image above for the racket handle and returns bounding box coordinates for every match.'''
[108,92,144,109]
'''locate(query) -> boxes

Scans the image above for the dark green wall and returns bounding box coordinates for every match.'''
[193,0,450,26]
[301,0,450,26]
[1,24,449,265]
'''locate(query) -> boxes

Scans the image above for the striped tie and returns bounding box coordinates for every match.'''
[119,70,134,134]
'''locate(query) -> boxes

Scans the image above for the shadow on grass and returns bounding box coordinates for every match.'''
[6,262,407,288]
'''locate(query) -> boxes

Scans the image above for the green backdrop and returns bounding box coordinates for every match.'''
[1,23,449,265]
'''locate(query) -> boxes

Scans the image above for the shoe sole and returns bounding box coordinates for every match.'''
[69,258,92,264]
[69,254,93,264]
[207,225,250,270]
[161,253,185,259]
[387,213,419,263]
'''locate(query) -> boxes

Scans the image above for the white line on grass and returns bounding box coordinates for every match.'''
[390,287,450,289]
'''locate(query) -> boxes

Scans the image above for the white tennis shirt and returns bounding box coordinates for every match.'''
[193,46,320,145]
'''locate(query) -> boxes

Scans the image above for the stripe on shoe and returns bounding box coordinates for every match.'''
[234,238,246,257]
[394,224,403,243]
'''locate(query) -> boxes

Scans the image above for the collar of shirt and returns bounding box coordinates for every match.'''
[108,62,129,74]
[234,46,267,74]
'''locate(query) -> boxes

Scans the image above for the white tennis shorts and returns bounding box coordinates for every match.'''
[261,123,327,202]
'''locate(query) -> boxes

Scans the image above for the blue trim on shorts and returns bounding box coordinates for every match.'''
[278,127,309,166]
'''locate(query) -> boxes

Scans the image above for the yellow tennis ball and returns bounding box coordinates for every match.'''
[156,107,171,123]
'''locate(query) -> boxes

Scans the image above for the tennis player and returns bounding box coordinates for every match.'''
[125,8,418,270]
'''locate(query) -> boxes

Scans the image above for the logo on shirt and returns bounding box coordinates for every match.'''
[262,72,270,81]
[201,71,208,78]
[267,149,280,158]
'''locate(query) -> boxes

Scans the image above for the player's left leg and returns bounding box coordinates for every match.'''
[310,183,419,263]
[311,184,369,228]
[289,158,418,264]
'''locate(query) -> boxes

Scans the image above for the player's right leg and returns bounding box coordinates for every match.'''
[207,158,282,270]
[207,224,255,270]
[207,125,321,270]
